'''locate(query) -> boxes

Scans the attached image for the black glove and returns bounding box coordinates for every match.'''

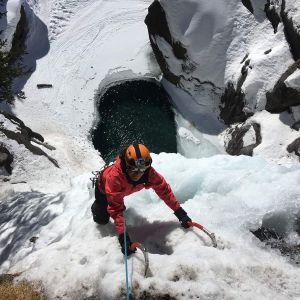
[174,207,192,229]
[118,233,136,256]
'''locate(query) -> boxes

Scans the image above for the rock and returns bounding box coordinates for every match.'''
[281,0,300,61]
[264,0,300,60]
[287,137,300,157]
[220,56,254,125]
[251,227,300,265]
[291,120,300,131]
[220,82,253,125]
[266,59,300,113]
[144,1,187,86]
[251,227,282,242]
[225,122,261,156]
[29,236,39,243]
[0,145,13,174]
[264,0,281,33]
[241,0,254,14]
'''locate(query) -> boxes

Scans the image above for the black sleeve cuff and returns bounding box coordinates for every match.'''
[174,207,187,220]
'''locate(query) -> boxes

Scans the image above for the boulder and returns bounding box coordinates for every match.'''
[241,0,254,14]
[145,1,188,86]
[226,122,261,156]
[264,0,281,33]
[266,59,300,112]
[281,0,300,61]
[0,145,13,174]
[287,137,300,157]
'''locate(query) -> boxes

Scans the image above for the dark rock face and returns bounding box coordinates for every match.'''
[0,145,13,174]
[291,120,300,131]
[252,226,300,265]
[241,0,254,14]
[264,0,281,33]
[145,1,188,86]
[287,137,300,158]
[281,0,300,61]
[226,122,261,156]
[220,82,247,125]
[220,57,253,125]
[266,59,300,113]
[11,5,29,57]
[264,0,300,60]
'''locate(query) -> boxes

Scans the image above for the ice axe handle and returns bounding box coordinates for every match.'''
[129,242,149,277]
[129,242,140,251]
[188,221,218,248]
[188,221,204,229]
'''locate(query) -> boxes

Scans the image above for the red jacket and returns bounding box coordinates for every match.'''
[97,157,181,235]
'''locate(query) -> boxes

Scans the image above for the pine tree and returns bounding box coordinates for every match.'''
[0,0,27,103]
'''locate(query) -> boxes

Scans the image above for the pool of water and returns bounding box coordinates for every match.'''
[92,79,177,163]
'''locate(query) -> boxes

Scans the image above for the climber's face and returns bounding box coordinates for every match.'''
[126,166,146,181]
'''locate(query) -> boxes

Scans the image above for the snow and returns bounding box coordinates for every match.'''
[156,0,300,165]
[242,125,256,147]
[285,69,300,91]
[1,0,300,298]
[250,111,300,165]
[158,0,294,110]
[1,154,300,299]
[1,0,158,193]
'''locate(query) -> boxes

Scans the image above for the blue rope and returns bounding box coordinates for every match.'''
[124,217,130,300]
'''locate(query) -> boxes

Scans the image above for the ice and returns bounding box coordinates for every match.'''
[1,154,300,299]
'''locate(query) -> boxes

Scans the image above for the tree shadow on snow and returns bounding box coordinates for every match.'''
[0,192,62,267]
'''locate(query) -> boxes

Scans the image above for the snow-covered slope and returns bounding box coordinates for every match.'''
[1,0,158,193]
[1,154,300,299]
[145,0,300,164]
[1,0,300,299]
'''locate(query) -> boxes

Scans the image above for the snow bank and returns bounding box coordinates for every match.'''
[2,0,157,192]
[158,0,294,112]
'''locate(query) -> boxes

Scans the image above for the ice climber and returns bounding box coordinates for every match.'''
[91,143,192,255]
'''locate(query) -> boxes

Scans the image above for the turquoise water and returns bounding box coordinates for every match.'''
[92,79,177,163]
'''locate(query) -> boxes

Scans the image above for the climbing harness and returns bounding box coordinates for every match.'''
[89,171,99,188]
[90,162,115,188]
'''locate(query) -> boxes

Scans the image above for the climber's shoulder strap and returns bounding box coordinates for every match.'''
[90,162,114,188]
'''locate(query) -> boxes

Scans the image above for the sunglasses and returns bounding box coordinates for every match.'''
[126,158,151,167]
[127,166,147,173]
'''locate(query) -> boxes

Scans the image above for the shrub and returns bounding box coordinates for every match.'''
[0,278,45,300]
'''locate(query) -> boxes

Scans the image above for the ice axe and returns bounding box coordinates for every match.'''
[129,242,149,277]
[188,221,217,248]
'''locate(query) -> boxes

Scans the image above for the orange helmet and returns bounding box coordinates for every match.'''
[125,144,152,169]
